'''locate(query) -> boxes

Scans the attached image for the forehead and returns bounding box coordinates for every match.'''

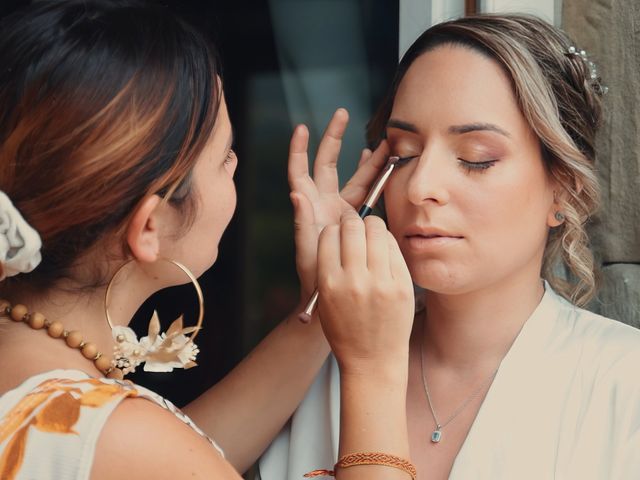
[193,91,232,166]
[216,94,231,138]
[392,45,523,130]
[208,92,232,146]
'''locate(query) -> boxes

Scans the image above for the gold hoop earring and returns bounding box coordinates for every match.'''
[105,258,204,376]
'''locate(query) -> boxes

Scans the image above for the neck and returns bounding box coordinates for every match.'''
[0,269,156,382]
[420,269,545,374]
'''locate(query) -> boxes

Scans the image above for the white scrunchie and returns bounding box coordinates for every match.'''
[0,191,42,280]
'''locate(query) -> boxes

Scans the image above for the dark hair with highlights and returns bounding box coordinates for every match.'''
[0,0,222,290]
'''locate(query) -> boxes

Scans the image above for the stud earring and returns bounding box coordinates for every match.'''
[555,211,565,223]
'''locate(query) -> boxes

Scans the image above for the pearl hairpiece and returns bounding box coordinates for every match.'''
[566,45,609,95]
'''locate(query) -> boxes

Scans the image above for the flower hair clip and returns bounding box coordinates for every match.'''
[0,191,42,280]
[566,45,609,95]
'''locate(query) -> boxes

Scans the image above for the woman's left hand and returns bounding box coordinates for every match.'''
[288,108,389,301]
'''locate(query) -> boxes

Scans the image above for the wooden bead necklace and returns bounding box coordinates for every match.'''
[0,299,124,380]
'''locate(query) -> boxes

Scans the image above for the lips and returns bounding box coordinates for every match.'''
[408,234,456,239]
[404,226,463,239]
[403,226,463,250]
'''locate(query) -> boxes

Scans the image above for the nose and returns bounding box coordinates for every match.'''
[406,149,451,206]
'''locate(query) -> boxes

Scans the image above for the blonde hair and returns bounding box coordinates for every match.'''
[367,14,604,306]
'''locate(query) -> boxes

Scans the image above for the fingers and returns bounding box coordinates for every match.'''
[341,140,391,208]
[364,216,391,275]
[313,108,349,195]
[291,192,317,278]
[288,124,311,187]
[319,211,392,276]
[339,210,366,270]
[316,214,414,369]
[357,148,372,168]
[288,124,326,207]
[317,224,340,281]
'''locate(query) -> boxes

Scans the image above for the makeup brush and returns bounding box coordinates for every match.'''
[298,155,403,323]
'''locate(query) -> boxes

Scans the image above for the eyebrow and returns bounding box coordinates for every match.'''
[448,122,510,138]
[386,119,510,138]
[386,119,419,133]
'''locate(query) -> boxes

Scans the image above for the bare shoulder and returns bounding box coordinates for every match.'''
[91,396,241,480]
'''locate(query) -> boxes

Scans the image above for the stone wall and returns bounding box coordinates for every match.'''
[563,0,640,327]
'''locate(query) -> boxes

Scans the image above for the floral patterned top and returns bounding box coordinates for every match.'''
[0,369,223,480]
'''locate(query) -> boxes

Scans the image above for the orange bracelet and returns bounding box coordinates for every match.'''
[304,452,417,480]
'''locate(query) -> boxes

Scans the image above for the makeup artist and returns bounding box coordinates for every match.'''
[260,13,640,480]
[0,2,417,479]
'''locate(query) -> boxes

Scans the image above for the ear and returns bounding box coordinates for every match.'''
[547,188,567,228]
[126,195,163,263]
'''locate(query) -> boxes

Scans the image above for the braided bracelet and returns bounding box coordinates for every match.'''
[304,452,417,479]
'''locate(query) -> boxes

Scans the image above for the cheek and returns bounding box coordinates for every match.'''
[226,184,238,223]
[493,168,551,224]
[209,179,236,228]
[468,168,552,261]
[382,177,408,238]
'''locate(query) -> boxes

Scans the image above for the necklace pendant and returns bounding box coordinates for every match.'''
[431,428,442,443]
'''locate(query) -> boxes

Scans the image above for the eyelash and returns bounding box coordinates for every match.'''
[391,155,419,166]
[390,155,498,172]
[224,149,236,165]
[457,158,498,172]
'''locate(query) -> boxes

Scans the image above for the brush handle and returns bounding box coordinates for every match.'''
[357,204,373,218]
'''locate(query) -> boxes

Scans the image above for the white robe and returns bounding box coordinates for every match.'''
[258,286,640,479]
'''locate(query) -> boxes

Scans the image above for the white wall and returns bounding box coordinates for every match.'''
[399,0,561,58]
[479,0,559,25]
[399,0,465,57]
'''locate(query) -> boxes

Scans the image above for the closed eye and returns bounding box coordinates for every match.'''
[225,149,236,165]
[457,158,497,171]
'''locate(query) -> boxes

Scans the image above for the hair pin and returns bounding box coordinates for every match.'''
[566,45,609,95]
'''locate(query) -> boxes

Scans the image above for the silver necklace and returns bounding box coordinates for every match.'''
[419,332,499,444]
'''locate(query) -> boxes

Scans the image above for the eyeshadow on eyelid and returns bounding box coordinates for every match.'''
[387,137,422,154]
[459,141,505,158]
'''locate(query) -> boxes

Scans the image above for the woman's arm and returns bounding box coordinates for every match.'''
[183,306,330,473]
[94,211,413,480]
[93,397,243,480]
[337,370,411,480]
[182,109,389,473]
[315,212,415,479]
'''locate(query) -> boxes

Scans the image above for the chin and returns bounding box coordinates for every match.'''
[177,247,218,280]
[408,261,477,296]
[194,251,219,278]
